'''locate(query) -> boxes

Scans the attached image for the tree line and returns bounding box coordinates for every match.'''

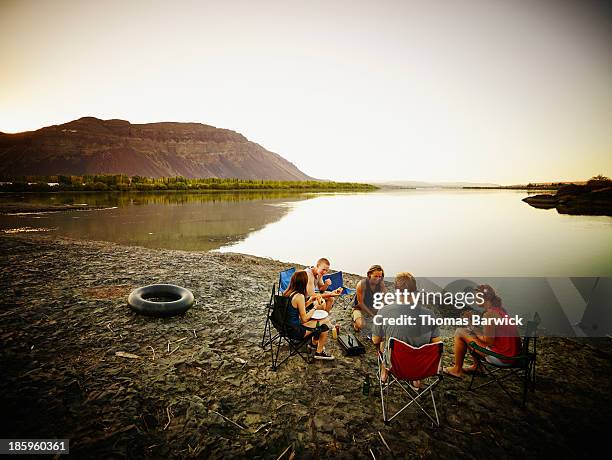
[0,175,378,192]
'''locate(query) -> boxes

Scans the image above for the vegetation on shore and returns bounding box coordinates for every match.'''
[522,175,612,216]
[0,174,377,192]
[463,175,612,191]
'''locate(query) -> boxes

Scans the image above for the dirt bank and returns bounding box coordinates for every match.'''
[1,234,611,459]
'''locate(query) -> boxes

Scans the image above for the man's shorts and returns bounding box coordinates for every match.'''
[352,308,364,323]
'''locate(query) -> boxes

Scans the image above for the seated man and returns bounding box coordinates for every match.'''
[372,272,442,384]
[305,258,342,313]
[353,264,386,333]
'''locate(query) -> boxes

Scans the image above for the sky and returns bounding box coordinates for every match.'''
[1,0,611,184]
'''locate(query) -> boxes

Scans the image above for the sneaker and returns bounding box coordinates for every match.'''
[314,351,335,360]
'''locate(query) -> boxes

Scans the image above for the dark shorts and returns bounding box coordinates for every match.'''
[288,323,329,341]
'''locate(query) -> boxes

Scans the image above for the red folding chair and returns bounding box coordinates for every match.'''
[378,339,443,426]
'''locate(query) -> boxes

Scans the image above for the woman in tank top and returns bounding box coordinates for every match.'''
[444,284,521,378]
[283,270,334,360]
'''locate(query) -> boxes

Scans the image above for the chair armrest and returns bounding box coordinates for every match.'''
[468,341,526,362]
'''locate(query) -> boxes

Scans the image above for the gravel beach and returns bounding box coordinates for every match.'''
[1,234,611,459]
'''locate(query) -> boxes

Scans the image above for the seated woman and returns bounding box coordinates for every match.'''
[283,270,334,360]
[444,284,521,378]
[353,264,386,333]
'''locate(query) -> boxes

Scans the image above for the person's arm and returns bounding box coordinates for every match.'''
[320,287,343,298]
[430,322,442,343]
[473,311,496,346]
[296,294,315,323]
[372,335,384,352]
[354,281,375,315]
[318,275,331,293]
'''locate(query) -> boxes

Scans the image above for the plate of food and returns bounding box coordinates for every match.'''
[311,310,329,320]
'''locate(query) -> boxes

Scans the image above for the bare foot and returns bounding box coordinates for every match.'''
[464,364,483,374]
[443,366,465,379]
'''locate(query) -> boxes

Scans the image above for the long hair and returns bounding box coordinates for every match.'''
[367,264,385,278]
[478,284,503,310]
[283,270,308,298]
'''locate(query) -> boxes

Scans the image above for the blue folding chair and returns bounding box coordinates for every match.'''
[261,267,296,348]
[321,271,356,309]
[278,267,296,294]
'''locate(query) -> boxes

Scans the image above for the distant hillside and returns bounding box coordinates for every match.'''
[0,117,312,181]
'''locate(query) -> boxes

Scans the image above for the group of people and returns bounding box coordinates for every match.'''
[283,259,521,379]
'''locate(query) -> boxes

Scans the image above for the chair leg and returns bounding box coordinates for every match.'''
[261,315,270,348]
[377,357,389,424]
[468,369,476,391]
[430,389,440,426]
[522,368,529,407]
[270,335,282,371]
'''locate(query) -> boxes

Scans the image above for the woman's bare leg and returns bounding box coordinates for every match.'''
[444,328,478,377]
[303,318,331,352]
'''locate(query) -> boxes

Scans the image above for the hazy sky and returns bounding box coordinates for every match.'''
[1,0,610,183]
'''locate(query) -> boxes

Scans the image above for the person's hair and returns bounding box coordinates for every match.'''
[283,270,308,297]
[478,284,503,309]
[316,258,330,267]
[395,272,416,292]
[366,264,385,278]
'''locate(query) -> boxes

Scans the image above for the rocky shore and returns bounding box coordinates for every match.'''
[522,183,612,216]
[1,234,612,459]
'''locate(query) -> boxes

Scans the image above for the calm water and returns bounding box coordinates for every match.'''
[1,190,611,277]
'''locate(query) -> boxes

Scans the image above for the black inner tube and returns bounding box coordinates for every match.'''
[142,292,182,303]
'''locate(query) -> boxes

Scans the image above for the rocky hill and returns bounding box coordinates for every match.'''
[0,117,312,180]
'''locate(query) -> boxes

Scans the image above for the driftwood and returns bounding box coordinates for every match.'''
[252,421,272,434]
[115,351,140,359]
[163,406,172,430]
[211,410,245,430]
[378,431,391,452]
[275,444,292,460]
[146,346,156,361]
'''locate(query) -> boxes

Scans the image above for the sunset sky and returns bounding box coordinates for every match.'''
[1,0,610,184]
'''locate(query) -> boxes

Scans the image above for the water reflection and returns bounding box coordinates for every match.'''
[1,189,611,275]
[0,191,312,251]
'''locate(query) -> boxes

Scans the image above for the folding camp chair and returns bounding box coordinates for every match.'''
[378,339,444,426]
[261,268,296,349]
[264,288,313,371]
[467,317,539,407]
[321,271,356,309]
